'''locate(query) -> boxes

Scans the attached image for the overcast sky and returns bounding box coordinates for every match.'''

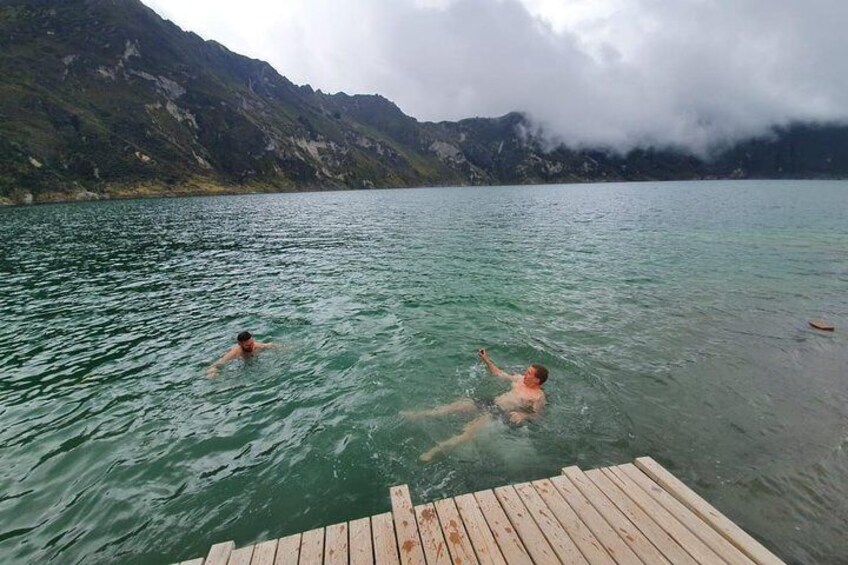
[144,0,848,153]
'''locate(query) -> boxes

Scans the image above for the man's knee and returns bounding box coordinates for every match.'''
[465,414,491,431]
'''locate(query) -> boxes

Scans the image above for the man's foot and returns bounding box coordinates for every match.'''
[400,410,426,420]
[419,446,441,463]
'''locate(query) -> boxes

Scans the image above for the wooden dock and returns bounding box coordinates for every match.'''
[173,456,784,565]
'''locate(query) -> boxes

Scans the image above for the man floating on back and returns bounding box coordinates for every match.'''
[402,349,548,462]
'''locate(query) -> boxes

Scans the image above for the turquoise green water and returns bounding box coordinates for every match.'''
[1,180,847,564]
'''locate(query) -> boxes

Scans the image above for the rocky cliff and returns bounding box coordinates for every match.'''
[1,0,847,204]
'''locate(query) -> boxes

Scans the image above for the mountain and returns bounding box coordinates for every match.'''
[1,0,847,205]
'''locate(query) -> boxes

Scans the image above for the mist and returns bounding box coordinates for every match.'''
[144,0,848,154]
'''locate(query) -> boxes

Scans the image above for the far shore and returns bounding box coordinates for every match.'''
[0,180,301,207]
[0,178,471,206]
[2,176,844,207]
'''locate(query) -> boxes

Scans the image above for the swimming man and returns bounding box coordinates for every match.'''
[402,349,548,462]
[207,331,276,377]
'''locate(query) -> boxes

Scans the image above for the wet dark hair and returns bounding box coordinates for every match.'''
[531,364,549,385]
[237,331,253,343]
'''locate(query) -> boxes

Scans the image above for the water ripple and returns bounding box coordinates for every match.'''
[1,181,847,563]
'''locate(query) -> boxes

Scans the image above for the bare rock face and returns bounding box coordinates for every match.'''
[2,0,848,202]
[75,190,99,201]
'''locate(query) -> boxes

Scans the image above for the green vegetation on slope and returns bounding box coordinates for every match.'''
[2,0,847,204]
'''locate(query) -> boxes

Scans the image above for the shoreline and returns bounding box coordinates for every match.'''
[1,175,845,207]
[0,180,299,207]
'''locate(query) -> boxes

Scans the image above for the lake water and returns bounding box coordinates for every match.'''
[1,180,847,564]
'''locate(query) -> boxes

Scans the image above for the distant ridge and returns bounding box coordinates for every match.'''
[2,0,848,204]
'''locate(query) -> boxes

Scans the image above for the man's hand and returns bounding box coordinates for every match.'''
[509,412,529,424]
[478,348,515,382]
[206,366,219,378]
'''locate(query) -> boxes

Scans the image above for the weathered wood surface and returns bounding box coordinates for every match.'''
[530,479,615,565]
[273,533,301,565]
[350,517,374,565]
[415,503,451,565]
[205,541,235,565]
[617,463,755,565]
[454,493,507,565]
[635,457,784,565]
[372,511,401,565]
[474,489,532,565]
[512,482,588,565]
[391,484,426,565]
[227,544,254,565]
[603,465,727,564]
[250,539,277,565]
[175,457,785,565]
[493,485,560,565]
[298,528,325,565]
[564,466,671,564]
[433,497,479,565]
[586,467,695,565]
[325,522,349,565]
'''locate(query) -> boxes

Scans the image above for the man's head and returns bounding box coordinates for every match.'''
[523,364,549,388]
[237,331,255,353]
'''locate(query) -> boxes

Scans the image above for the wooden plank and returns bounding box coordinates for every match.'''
[274,534,302,565]
[299,528,325,565]
[618,464,755,565]
[206,542,236,565]
[473,490,532,565]
[586,468,697,565]
[390,485,426,565]
[325,522,349,565]
[251,539,278,565]
[606,465,742,564]
[415,504,451,565]
[373,512,401,565]
[547,476,639,564]
[179,559,205,565]
[433,497,479,565]
[454,494,507,565]
[634,457,784,565]
[562,466,670,564]
[511,482,588,564]
[493,485,560,565]
[531,479,615,565]
[228,546,255,565]
[350,517,374,565]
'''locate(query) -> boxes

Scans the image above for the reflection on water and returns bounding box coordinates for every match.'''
[0,180,847,564]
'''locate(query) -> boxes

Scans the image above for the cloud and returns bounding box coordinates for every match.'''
[143,0,848,153]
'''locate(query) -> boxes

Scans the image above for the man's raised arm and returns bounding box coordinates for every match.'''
[477,349,517,382]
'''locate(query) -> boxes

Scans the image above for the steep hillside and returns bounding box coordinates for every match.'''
[1,0,847,204]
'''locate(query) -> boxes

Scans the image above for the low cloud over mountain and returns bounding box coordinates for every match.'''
[146,0,848,153]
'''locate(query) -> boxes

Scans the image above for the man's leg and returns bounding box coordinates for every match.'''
[401,398,477,420]
[420,413,492,462]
